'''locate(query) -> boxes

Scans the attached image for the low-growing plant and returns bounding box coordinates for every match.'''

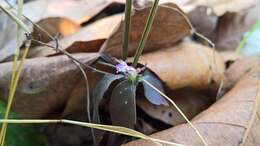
[0,0,209,146]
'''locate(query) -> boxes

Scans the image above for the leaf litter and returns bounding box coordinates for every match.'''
[0,0,260,146]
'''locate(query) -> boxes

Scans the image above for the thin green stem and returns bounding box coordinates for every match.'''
[235,21,260,54]
[0,119,185,146]
[0,1,25,145]
[0,41,31,146]
[0,4,30,33]
[132,0,159,67]
[143,79,208,146]
[122,0,132,60]
[9,0,23,90]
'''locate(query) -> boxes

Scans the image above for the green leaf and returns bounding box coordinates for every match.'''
[0,101,46,146]
[92,74,124,123]
[91,74,123,143]
[110,80,137,129]
[142,70,168,106]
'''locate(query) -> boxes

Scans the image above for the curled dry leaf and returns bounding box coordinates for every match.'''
[214,5,260,51]
[31,17,81,47]
[23,0,118,24]
[1,0,123,61]
[223,57,260,91]
[102,3,193,58]
[130,42,225,90]
[188,6,218,40]
[219,51,240,66]
[125,58,260,146]
[1,0,120,62]
[188,0,260,16]
[29,14,122,57]
[0,53,100,118]
[137,89,212,126]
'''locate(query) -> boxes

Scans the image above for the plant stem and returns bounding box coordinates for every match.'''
[0,4,30,32]
[0,119,185,146]
[235,21,260,54]
[194,32,215,48]
[0,41,31,146]
[143,79,208,146]
[132,0,159,67]
[0,1,25,145]
[122,0,132,60]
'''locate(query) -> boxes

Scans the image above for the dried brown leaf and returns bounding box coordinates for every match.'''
[188,6,218,40]
[31,17,81,46]
[214,5,260,51]
[131,42,225,90]
[0,53,99,118]
[222,57,259,94]
[102,3,192,58]
[124,58,260,146]
[188,0,260,16]
[23,0,116,24]
[29,14,122,57]
[137,89,212,126]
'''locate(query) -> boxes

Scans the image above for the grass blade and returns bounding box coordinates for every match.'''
[122,0,132,60]
[143,79,208,146]
[0,119,186,146]
[132,0,159,67]
[235,21,260,54]
[0,1,29,146]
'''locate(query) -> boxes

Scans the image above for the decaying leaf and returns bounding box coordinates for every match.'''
[23,0,119,24]
[125,58,260,146]
[219,51,240,67]
[136,118,157,135]
[102,3,193,58]
[0,53,99,118]
[137,89,212,126]
[130,42,225,90]
[29,14,122,57]
[31,17,81,46]
[188,6,218,40]
[223,57,259,91]
[188,0,260,16]
[214,5,260,51]
[1,0,123,61]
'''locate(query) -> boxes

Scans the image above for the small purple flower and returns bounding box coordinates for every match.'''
[116,60,136,74]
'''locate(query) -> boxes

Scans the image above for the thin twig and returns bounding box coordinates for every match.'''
[30,39,108,75]
[97,60,116,68]
[193,31,215,48]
